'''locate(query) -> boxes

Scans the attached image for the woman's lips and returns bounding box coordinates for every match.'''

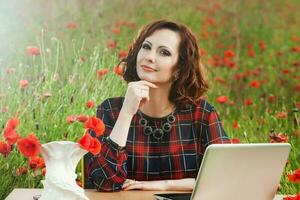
[141,65,156,72]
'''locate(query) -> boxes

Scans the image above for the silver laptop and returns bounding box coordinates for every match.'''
[154,143,291,200]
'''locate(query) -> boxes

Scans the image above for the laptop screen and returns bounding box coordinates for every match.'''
[154,143,291,200]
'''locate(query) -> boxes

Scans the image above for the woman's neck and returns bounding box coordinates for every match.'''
[139,84,175,118]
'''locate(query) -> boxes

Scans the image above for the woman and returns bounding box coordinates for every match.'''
[86,19,230,192]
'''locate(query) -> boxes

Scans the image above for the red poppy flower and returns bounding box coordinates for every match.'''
[232,121,239,129]
[276,111,288,119]
[114,66,123,76]
[97,69,108,78]
[249,80,260,88]
[66,115,76,124]
[282,69,290,75]
[252,68,261,76]
[291,46,300,53]
[4,118,19,132]
[201,30,210,39]
[215,77,226,84]
[268,94,277,103]
[230,138,240,143]
[223,57,236,68]
[86,100,95,108]
[16,166,28,176]
[199,48,207,57]
[124,21,136,28]
[287,169,300,183]
[26,46,40,56]
[244,98,253,106]
[269,132,289,143]
[216,96,227,104]
[76,114,88,123]
[205,17,215,26]
[77,132,91,147]
[118,50,128,59]
[76,179,83,187]
[292,61,300,67]
[248,49,255,58]
[17,133,41,157]
[84,117,105,137]
[261,77,268,84]
[246,70,253,77]
[291,35,300,42]
[213,31,219,38]
[233,73,245,81]
[19,80,29,89]
[28,156,45,169]
[259,41,266,51]
[224,50,235,58]
[3,129,19,145]
[77,133,101,155]
[111,27,121,34]
[66,22,78,29]
[107,40,116,49]
[0,141,11,157]
[283,194,300,200]
[42,92,52,98]
[42,168,46,176]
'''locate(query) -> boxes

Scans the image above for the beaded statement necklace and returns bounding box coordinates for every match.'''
[138,110,176,140]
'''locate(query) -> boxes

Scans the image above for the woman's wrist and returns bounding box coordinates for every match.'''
[164,178,195,191]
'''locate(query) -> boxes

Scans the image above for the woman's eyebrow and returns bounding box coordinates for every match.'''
[144,40,152,45]
[144,40,173,52]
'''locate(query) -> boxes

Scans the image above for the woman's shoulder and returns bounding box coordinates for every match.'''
[196,99,217,112]
[97,97,125,111]
[178,98,216,114]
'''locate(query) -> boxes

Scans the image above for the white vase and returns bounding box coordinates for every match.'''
[39,141,89,200]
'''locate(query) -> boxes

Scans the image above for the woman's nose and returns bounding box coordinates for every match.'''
[144,50,155,63]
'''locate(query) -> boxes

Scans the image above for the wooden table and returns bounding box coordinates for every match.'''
[5,188,286,200]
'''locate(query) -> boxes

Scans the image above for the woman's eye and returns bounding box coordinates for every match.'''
[142,44,151,50]
[160,49,171,56]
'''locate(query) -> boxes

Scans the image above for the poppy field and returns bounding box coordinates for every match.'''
[0,0,299,199]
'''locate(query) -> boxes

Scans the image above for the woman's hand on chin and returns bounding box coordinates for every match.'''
[122,80,158,117]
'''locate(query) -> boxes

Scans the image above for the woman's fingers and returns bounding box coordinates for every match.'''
[123,80,158,116]
[129,80,158,88]
[139,98,148,108]
[122,179,143,190]
[134,80,158,89]
[122,179,138,189]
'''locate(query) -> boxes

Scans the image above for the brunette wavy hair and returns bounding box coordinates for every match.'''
[121,19,209,108]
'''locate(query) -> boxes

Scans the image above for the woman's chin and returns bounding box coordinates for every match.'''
[138,75,156,83]
[138,74,171,85]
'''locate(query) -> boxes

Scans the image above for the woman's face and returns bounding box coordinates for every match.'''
[136,28,180,85]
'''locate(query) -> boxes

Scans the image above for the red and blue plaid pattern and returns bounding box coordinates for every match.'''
[86,97,230,191]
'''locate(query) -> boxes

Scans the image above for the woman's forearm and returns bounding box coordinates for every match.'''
[164,178,195,191]
[122,178,195,191]
[109,108,133,147]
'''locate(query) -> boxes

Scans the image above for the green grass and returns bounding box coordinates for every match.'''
[0,0,299,199]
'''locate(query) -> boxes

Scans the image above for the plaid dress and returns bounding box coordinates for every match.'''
[86,97,230,191]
